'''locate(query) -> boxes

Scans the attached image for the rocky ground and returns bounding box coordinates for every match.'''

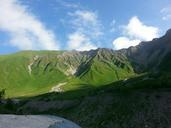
[0,114,81,128]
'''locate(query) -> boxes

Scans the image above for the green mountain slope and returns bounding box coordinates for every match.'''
[1,29,171,98]
[1,29,171,128]
[0,49,136,97]
[77,49,135,85]
[0,51,67,97]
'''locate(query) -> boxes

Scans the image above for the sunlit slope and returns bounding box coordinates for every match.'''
[0,49,136,97]
[77,49,135,85]
[0,51,67,97]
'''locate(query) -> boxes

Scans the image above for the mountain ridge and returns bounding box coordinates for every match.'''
[1,29,171,128]
[0,29,171,97]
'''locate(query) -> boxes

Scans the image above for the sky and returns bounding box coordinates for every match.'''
[0,0,171,54]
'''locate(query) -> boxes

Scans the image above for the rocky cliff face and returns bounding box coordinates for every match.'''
[119,29,171,72]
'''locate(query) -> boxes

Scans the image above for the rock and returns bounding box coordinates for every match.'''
[0,114,81,128]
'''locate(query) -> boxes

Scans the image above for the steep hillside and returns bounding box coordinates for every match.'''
[76,48,134,85]
[0,49,135,97]
[0,51,67,97]
[1,29,171,98]
[121,29,171,72]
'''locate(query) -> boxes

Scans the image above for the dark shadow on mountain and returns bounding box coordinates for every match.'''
[0,72,171,128]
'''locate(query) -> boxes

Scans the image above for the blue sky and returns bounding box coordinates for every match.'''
[0,0,171,54]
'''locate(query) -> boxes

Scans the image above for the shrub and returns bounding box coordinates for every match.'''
[0,89,5,100]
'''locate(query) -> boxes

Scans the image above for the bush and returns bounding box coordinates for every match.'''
[0,89,5,100]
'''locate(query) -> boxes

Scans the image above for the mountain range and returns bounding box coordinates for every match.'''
[0,29,171,97]
[0,29,171,128]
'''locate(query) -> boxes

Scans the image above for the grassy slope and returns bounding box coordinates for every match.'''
[78,50,136,85]
[0,51,67,97]
[0,50,136,97]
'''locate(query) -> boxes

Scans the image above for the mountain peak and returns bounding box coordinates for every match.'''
[166,28,171,35]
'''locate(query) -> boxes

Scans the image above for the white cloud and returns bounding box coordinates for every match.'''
[67,32,96,51]
[113,16,159,50]
[113,37,140,50]
[123,16,159,41]
[0,0,59,50]
[68,10,103,37]
[72,10,97,23]
[161,6,171,21]
[67,10,103,51]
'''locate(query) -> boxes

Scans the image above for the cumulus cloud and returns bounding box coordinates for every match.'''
[161,6,171,21]
[0,0,59,50]
[67,32,96,51]
[67,10,102,51]
[113,37,140,50]
[123,16,159,41]
[113,16,159,50]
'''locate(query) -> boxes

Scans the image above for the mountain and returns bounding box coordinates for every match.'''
[120,29,171,72]
[1,29,171,97]
[0,49,135,97]
[0,29,171,128]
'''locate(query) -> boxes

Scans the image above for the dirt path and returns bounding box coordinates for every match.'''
[50,82,67,92]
